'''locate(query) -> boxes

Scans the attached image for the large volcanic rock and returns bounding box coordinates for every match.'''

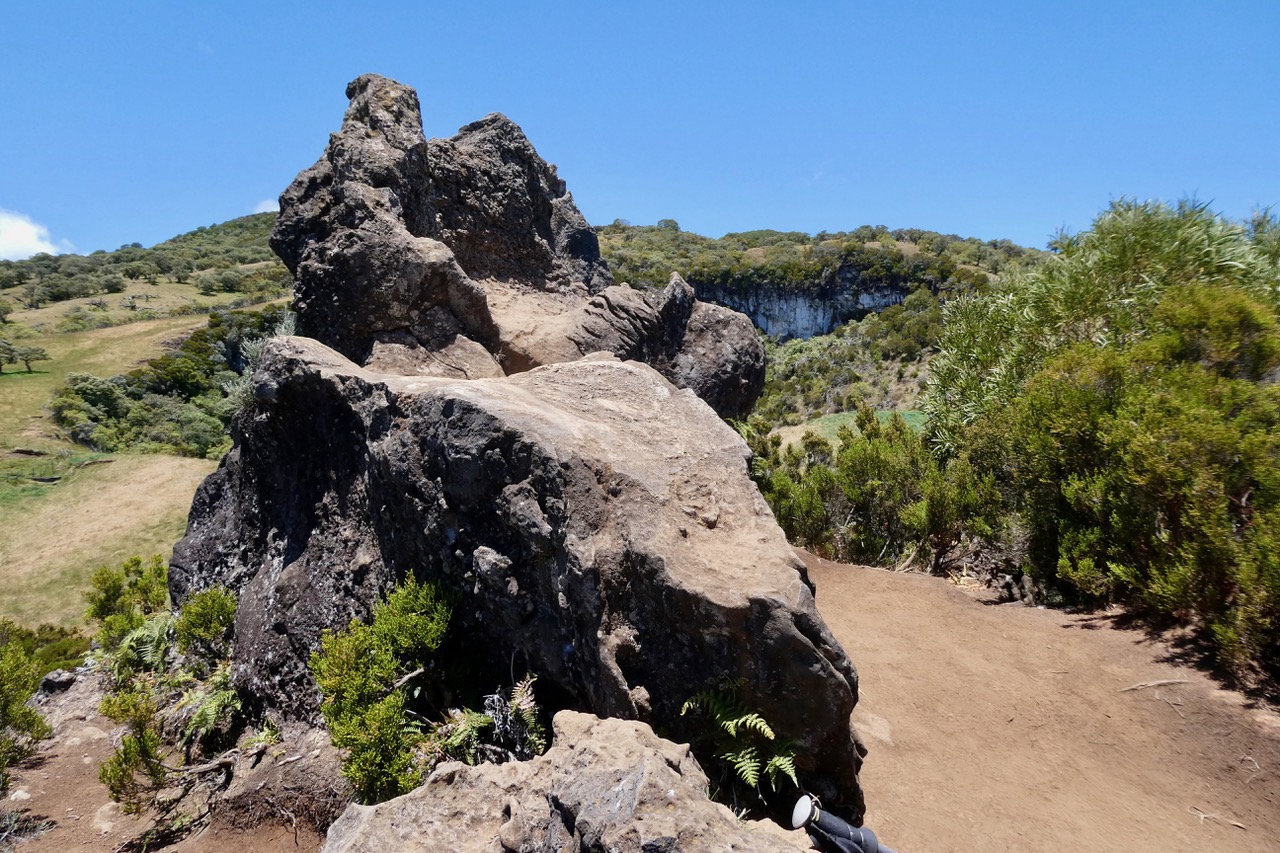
[271,73,763,419]
[170,337,864,813]
[323,711,813,853]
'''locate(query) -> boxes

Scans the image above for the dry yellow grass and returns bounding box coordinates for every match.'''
[0,316,230,626]
[0,453,215,626]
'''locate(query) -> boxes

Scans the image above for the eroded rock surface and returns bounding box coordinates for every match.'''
[323,711,812,853]
[170,338,863,812]
[270,73,763,418]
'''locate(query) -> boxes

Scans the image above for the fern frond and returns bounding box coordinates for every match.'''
[722,746,761,789]
[113,614,174,680]
[764,750,799,789]
[726,712,774,741]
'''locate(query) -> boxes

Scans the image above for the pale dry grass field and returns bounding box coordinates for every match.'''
[0,453,214,626]
[0,315,226,626]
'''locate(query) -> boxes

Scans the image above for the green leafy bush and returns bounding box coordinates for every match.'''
[0,620,89,676]
[0,642,51,795]
[922,201,1280,680]
[175,587,236,662]
[50,306,292,459]
[89,563,245,822]
[310,575,454,802]
[84,555,169,653]
[740,404,999,570]
[98,684,167,813]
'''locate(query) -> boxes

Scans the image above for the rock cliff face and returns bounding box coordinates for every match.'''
[170,73,867,827]
[323,711,813,853]
[691,274,906,340]
[271,73,763,419]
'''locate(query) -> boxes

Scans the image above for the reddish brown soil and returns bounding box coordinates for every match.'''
[806,552,1280,853]
[9,678,321,853]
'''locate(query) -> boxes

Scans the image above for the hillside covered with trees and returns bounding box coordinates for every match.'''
[0,214,288,331]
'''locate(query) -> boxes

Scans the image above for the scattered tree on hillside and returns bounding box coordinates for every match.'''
[14,346,50,373]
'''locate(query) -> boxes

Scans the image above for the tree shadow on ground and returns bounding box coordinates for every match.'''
[1059,608,1280,709]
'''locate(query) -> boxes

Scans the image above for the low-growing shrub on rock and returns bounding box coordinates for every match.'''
[0,640,51,795]
[310,575,550,803]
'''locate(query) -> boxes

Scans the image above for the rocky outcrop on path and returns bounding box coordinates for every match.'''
[169,72,866,829]
[270,73,763,419]
[170,338,863,811]
[323,711,813,853]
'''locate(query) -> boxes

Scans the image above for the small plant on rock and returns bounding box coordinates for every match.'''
[681,678,798,808]
[310,575,454,803]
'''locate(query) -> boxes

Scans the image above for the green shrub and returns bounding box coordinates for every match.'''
[0,642,51,795]
[98,684,167,813]
[923,201,1280,680]
[0,620,89,676]
[175,587,237,662]
[49,306,291,458]
[85,555,169,653]
[310,575,453,803]
[740,404,999,570]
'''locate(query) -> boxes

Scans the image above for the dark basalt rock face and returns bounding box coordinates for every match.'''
[270,73,762,418]
[171,74,864,824]
[171,339,864,814]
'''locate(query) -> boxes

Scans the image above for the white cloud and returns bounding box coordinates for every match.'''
[0,209,73,260]
[253,199,279,214]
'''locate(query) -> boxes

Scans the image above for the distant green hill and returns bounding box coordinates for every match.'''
[0,213,285,316]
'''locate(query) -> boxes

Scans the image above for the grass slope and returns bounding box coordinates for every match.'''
[0,453,213,626]
[0,315,223,626]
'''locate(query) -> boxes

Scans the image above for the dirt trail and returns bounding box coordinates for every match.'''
[12,554,1280,852]
[806,552,1280,853]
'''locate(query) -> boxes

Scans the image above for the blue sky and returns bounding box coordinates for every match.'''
[1,1,1276,259]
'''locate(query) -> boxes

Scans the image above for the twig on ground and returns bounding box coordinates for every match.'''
[1188,806,1246,830]
[1120,679,1190,692]
[1160,694,1185,718]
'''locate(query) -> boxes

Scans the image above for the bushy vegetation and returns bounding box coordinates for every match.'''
[85,556,247,823]
[919,201,1280,679]
[50,305,292,458]
[84,555,170,653]
[0,215,282,312]
[0,637,51,796]
[757,200,1280,684]
[0,620,88,677]
[740,404,1000,573]
[311,576,455,802]
[310,576,548,804]
[753,289,943,426]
